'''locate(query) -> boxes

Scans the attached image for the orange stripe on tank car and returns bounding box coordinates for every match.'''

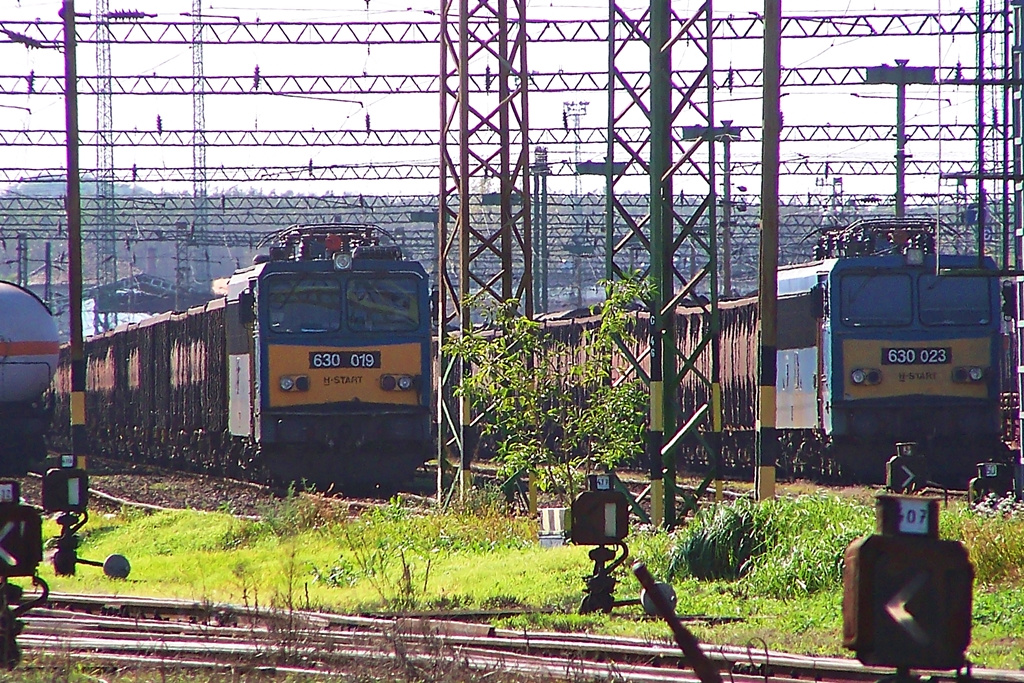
[267,343,423,408]
[0,340,60,357]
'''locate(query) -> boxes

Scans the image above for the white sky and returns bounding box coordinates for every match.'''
[0,0,995,202]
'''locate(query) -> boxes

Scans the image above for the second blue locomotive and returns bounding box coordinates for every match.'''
[770,218,1005,483]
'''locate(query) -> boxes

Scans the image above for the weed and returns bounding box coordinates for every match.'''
[669,497,766,581]
[668,494,874,598]
[230,560,260,609]
[942,502,1024,585]
[310,555,359,588]
[334,521,433,610]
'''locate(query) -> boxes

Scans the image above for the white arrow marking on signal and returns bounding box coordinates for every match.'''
[0,522,18,566]
[900,465,915,490]
[885,571,930,645]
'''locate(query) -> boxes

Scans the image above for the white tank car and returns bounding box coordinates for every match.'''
[0,281,59,405]
[0,281,59,472]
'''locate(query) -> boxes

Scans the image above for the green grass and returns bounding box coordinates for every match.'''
[21,489,1024,670]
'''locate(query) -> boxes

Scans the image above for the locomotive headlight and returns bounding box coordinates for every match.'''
[397,375,414,391]
[279,376,295,391]
[850,368,882,385]
[953,366,986,383]
[333,252,353,270]
[380,374,397,391]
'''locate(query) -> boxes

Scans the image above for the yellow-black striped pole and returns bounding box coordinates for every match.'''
[756,0,781,501]
[711,381,723,502]
[63,0,87,466]
[649,370,664,527]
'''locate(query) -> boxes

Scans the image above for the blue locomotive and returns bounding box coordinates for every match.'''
[52,224,433,493]
[772,218,1005,483]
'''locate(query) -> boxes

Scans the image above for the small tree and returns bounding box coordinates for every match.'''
[444,276,650,500]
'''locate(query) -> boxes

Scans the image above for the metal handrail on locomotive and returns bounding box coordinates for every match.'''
[52,224,432,492]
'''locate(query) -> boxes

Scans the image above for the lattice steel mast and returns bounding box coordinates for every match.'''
[606,0,717,528]
[94,0,115,331]
[438,0,531,498]
[185,0,209,304]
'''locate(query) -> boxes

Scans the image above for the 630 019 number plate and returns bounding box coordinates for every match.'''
[309,351,381,369]
[881,347,951,365]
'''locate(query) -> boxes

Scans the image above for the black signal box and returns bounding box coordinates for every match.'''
[42,468,89,514]
[843,495,973,670]
[570,490,629,546]
[0,504,43,578]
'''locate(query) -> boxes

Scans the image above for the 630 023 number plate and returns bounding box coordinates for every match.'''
[309,351,381,369]
[881,347,951,365]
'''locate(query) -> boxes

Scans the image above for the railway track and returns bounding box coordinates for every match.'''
[18,593,1024,683]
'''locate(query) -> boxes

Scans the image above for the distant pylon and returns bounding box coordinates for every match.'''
[95,0,116,331]
[191,0,210,289]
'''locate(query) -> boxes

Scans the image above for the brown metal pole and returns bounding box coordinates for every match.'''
[62,0,86,464]
[756,0,781,500]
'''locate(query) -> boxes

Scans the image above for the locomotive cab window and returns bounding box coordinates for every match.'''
[919,275,991,326]
[346,276,420,332]
[840,273,912,327]
[265,275,341,333]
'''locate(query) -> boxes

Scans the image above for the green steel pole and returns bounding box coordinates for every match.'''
[650,0,674,526]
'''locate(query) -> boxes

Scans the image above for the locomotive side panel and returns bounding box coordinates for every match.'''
[776,292,820,430]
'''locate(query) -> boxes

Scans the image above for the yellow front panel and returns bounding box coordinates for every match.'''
[842,338,990,400]
[268,343,422,407]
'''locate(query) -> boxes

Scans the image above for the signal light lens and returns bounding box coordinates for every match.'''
[380,374,397,391]
[851,369,866,385]
[397,375,414,391]
[279,376,295,391]
[969,366,984,382]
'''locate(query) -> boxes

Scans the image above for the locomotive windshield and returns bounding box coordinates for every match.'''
[919,275,991,325]
[265,275,342,333]
[346,276,420,332]
[840,273,912,326]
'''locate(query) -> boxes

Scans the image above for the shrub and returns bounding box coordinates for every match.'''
[942,501,1024,586]
[443,276,650,500]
